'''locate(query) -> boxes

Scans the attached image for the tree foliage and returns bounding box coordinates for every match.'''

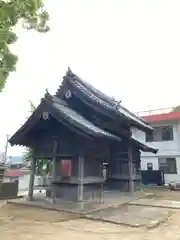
[29,100,36,112]
[24,100,51,175]
[172,105,180,112]
[0,0,49,91]
[23,100,36,163]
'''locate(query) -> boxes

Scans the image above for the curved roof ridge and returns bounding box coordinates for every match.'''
[66,68,120,107]
[55,68,153,132]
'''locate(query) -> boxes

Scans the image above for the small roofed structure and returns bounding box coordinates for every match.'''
[9,69,158,203]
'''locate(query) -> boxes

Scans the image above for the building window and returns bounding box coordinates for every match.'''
[162,126,173,141]
[146,132,153,142]
[146,126,173,142]
[158,157,177,174]
[147,162,153,170]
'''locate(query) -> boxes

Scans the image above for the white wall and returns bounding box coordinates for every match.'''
[140,156,158,170]
[18,174,30,191]
[132,120,180,184]
[132,120,180,157]
[4,174,49,192]
[18,175,42,191]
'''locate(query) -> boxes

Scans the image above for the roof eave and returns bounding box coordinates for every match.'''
[131,137,158,154]
[129,121,154,134]
[142,148,158,154]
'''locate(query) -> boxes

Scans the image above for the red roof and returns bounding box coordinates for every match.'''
[143,112,180,123]
[4,169,27,178]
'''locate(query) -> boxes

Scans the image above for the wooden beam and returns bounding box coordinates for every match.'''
[51,139,57,204]
[28,157,36,201]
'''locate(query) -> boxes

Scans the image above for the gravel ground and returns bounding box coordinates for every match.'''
[0,202,180,240]
[1,189,180,240]
[144,187,180,201]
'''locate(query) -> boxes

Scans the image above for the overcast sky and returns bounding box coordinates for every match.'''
[0,0,180,156]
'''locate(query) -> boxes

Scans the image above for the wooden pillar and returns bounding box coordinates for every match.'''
[128,143,134,194]
[28,157,36,201]
[99,161,105,204]
[52,139,57,204]
[78,154,84,202]
[138,150,143,192]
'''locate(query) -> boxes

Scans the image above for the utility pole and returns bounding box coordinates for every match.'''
[148,105,152,116]
[4,134,9,164]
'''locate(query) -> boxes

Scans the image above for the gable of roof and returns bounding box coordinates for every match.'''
[9,94,122,146]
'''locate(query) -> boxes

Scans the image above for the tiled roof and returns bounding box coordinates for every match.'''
[143,111,180,123]
[68,69,119,108]
[131,136,158,154]
[61,69,153,132]
[67,75,116,110]
[52,98,121,141]
[9,95,122,146]
[4,169,30,178]
[8,69,156,154]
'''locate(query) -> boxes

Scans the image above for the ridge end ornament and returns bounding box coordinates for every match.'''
[42,111,49,120]
[65,90,72,99]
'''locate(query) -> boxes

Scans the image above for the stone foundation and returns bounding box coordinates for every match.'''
[47,182,103,202]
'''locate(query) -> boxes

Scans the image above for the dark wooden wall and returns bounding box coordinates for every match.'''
[106,141,142,191]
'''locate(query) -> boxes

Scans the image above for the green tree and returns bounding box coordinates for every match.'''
[24,100,51,175]
[0,0,49,91]
[23,100,36,168]
[172,105,180,112]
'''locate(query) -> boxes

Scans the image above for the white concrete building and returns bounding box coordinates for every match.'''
[133,107,180,184]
